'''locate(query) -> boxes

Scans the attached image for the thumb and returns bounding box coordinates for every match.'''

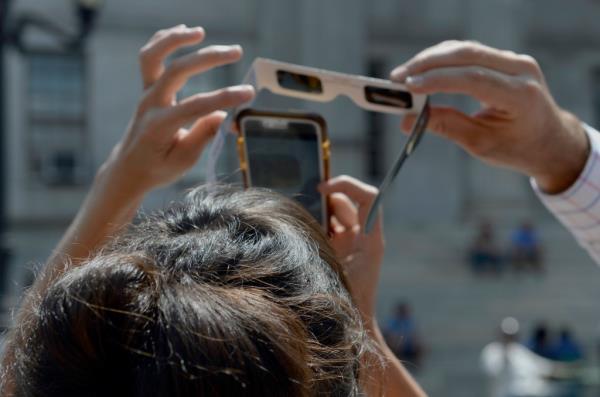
[421,106,487,150]
[187,110,227,145]
[169,111,226,165]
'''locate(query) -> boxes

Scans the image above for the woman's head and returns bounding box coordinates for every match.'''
[11,186,366,396]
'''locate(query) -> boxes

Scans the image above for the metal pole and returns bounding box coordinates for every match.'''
[0,0,12,299]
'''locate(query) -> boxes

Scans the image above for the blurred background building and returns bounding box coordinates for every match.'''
[1,0,600,395]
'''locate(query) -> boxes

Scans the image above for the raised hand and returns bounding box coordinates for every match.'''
[392,40,588,194]
[104,24,255,197]
[320,175,384,325]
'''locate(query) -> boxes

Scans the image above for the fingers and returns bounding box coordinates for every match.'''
[329,193,359,232]
[403,106,493,155]
[150,45,243,106]
[403,66,527,111]
[139,25,205,89]
[391,40,543,83]
[320,176,379,226]
[160,85,254,129]
[141,85,254,145]
[168,111,226,166]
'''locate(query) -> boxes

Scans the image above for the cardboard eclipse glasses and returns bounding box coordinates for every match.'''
[236,57,428,115]
[207,58,430,232]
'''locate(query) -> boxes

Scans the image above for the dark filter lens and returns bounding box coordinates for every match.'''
[277,70,323,93]
[364,86,412,108]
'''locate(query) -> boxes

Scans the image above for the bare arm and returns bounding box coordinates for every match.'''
[364,323,426,397]
[321,177,427,397]
[0,24,254,394]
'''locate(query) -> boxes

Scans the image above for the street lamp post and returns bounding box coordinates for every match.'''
[76,0,102,40]
[0,0,14,297]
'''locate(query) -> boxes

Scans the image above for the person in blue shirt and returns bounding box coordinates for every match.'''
[384,303,424,368]
[526,324,555,360]
[552,328,584,363]
[510,222,543,273]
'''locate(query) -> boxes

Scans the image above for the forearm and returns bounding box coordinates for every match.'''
[49,161,143,258]
[363,322,427,397]
[44,161,143,286]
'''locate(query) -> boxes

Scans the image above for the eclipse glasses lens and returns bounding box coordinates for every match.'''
[276,69,413,109]
[364,86,413,109]
[277,70,323,93]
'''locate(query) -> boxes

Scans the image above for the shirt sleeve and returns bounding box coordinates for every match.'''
[532,123,600,265]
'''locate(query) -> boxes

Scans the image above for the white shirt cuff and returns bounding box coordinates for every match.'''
[532,123,600,242]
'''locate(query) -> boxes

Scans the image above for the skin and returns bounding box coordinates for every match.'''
[391,40,589,195]
[0,25,425,397]
[321,178,427,397]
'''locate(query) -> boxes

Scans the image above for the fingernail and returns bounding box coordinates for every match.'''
[406,75,424,87]
[236,84,255,92]
[228,45,243,56]
[229,85,255,98]
[209,45,242,54]
[390,66,408,81]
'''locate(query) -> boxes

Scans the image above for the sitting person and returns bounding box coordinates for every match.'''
[552,327,584,363]
[383,303,424,367]
[482,318,559,397]
[469,221,502,275]
[510,222,543,273]
[0,25,425,397]
[526,323,555,360]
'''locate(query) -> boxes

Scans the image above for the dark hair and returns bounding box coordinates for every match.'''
[9,186,368,396]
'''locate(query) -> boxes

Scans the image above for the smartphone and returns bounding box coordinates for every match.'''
[235,109,330,228]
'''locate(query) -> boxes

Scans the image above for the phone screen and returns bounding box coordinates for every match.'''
[242,117,325,225]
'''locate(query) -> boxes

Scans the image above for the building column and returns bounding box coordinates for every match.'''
[255,0,368,179]
[299,0,368,178]
[461,0,537,223]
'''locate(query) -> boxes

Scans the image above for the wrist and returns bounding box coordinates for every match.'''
[90,159,146,219]
[533,111,589,194]
[95,156,148,204]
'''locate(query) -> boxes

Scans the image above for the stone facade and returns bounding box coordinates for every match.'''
[3,0,600,313]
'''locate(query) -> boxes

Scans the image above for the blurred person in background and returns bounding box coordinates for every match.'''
[552,327,584,363]
[392,41,600,266]
[510,222,544,273]
[469,220,503,275]
[527,323,556,360]
[481,317,564,397]
[0,26,427,397]
[383,302,425,368]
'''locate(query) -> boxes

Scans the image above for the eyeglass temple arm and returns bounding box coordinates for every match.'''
[364,101,430,233]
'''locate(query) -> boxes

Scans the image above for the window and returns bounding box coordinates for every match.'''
[26,50,89,186]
